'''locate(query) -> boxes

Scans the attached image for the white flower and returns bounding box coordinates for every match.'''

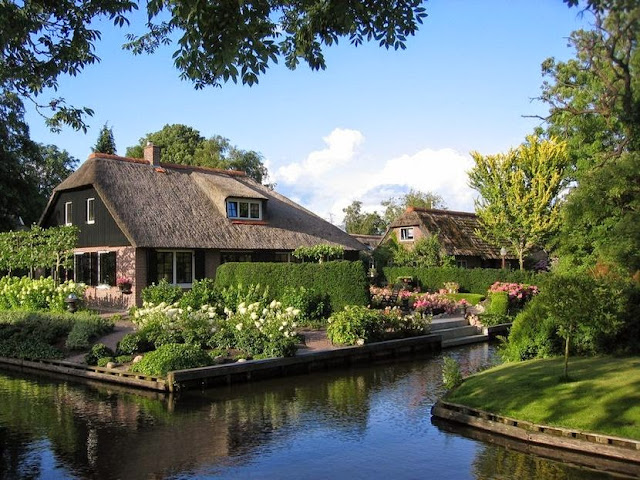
[356,339,365,346]
[270,300,277,309]
[286,306,294,314]
[284,331,290,338]
[238,307,247,315]
[235,323,243,331]
[250,312,258,320]
[292,309,300,317]
[254,321,261,328]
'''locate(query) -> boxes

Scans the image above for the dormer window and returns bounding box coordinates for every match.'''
[227,198,262,220]
[400,227,414,241]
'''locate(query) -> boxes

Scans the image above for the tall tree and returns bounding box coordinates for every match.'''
[0,91,42,230]
[93,124,117,154]
[1,1,427,131]
[468,136,570,270]
[536,2,640,275]
[126,125,269,184]
[381,189,445,226]
[342,201,386,235]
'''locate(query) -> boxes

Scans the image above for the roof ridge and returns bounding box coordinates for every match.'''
[408,207,476,217]
[88,153,247,177]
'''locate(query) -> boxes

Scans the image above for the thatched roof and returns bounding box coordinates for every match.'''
[350,234,382,250]
[384,207,510,260]
[42,154,364,251]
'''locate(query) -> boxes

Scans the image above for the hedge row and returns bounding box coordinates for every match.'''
[214,261,369,311]
[382,267,545,294]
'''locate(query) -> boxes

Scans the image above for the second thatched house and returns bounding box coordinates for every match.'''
[380,207,516,269]
[39,145,364,307]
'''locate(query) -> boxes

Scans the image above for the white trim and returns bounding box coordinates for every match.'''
[64,201,73,226]
[156,250,195,287]
[86,198,95,224]
[226,198,262,220]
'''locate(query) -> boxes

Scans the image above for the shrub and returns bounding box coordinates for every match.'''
[65,314,114,350]
[179,279,221,310]
[97,357,114,367]
[141,279,184,305]
[382,266,543,294]
[280,286,330,325]
[292,245,344,262]
[116,331,154,355]
[0,277,86,312]
[85,343,115,366]
[327,306,384,345]
[219,284,271,313]
[115,354,133,363]
[413,292,457,315]
[485,292,509,316]
[488,282,539,313]
[215,261,369,312]
[130,343,215,376]
[0,311,75,359]
[445,293,484,305]
[442,356,463,390]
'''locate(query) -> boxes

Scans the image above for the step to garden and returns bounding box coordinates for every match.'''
[442,333,490,348]
[430,317,469,331]
[435,325,480,341]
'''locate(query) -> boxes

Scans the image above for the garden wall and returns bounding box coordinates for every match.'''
[214,261,369,311]
[382,267,544,294]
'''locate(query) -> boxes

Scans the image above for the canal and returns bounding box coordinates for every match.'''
[0,344,625,479]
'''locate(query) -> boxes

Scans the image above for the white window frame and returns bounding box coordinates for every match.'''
[97,251,115,288]
[226,198,262,220]
[400,227,414,241]
[64,202,73,226]
[86,198,95,224]
[158,250,195,287]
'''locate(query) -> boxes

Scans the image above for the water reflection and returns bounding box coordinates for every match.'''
[0,344,630,479]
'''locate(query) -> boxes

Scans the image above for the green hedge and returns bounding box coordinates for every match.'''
[382,267,544,294]
[214,261,369,312]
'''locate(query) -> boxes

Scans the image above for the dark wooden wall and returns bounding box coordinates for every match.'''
[41,187,130,247]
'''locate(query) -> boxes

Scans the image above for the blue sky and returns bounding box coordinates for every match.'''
[25,0,591,224]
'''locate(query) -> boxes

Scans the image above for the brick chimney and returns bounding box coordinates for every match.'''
[144,142,161,166]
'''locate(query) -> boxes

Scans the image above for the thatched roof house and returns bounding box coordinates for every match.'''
[349,234,382,250]
[380,207,515,268]
[40,145,363,307]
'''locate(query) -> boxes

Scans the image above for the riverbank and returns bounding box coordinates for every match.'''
[444,356,640,441]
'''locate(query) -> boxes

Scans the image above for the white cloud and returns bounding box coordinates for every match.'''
[276,128,364,183]
[274,128,477,226]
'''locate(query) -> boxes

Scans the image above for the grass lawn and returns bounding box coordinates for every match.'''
[446,356,640,440]
[445,293,485,305]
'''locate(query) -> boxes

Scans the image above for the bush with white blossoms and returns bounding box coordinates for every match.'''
[128,298,301,358]
[0,276,86,312]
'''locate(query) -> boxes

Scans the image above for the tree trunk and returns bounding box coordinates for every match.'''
[564,335,570,379]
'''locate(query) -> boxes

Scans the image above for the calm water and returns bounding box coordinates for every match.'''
[0,344,629,479]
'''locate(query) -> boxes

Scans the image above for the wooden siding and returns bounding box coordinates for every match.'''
[42,187,130,247]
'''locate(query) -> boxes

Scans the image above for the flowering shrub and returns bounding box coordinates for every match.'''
[369,285,419,308]
[0,277,86,312]
[488,282,539,311]
[413,291,458,315]
[130,298,301,358]
[443,282,459,293]
[327,305,432,346]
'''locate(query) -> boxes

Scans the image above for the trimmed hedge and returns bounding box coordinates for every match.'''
[214,261,369,312]
[382,267,544,294]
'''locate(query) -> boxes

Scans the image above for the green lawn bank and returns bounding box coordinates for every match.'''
[445,356,640,440]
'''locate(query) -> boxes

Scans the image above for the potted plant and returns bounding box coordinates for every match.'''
[116,277,133,294]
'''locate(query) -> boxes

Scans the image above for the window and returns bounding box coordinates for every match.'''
[274,252,292,263]
[74,252,116,286]
[226,198,262,220]
[98,252,116,286]
[65,202,73,226]
[221,252,253,264]
[400,227,414,241]
[456,259,468,269]
[156,251,194,286]
[86,198,95,224]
